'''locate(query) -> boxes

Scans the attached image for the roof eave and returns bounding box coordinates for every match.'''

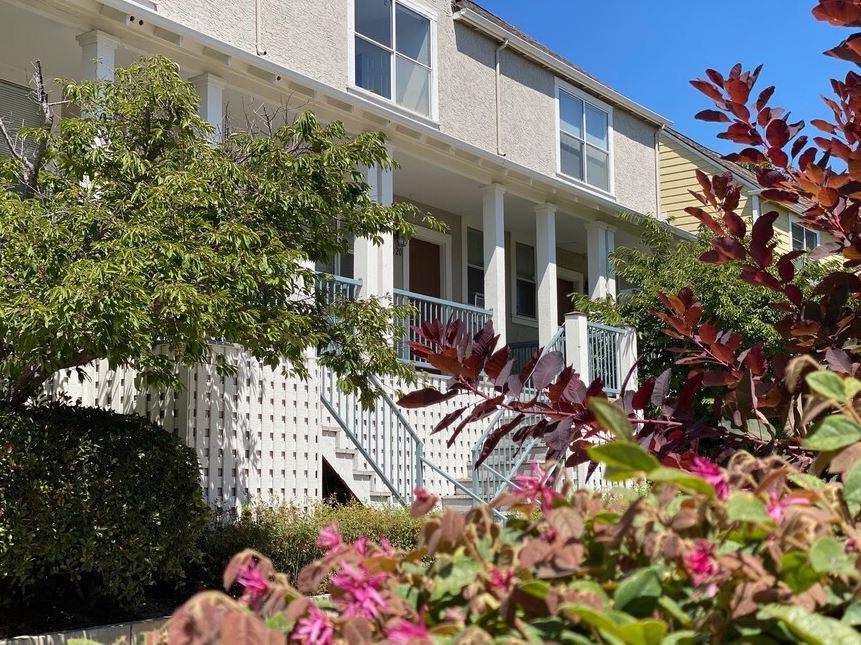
[452,7,671,127]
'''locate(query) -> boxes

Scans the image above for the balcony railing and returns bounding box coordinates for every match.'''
[317,274,362,304]
[393,289,492,367]
[587,321,625,397]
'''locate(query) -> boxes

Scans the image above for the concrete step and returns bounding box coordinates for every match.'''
[335,447,356,460]
[441,494,477,513]
[322,426,340,438]
[353,469,375,480]
[369,490,393,503]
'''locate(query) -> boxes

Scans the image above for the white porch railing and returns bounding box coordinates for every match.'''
[317,274,362,304]
[393,289,492,367]
[587,321,626,397]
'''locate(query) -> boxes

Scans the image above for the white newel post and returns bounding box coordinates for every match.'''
[535,203,558,347]
[378,164,395,299]
[586,221,616,300]
[481,183,507,345]
[564,312,590,383]
[191,73,226,142]
[620,325,638,392]
[77,30,119,82]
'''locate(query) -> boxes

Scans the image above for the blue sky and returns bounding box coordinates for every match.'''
[481,0,851,154]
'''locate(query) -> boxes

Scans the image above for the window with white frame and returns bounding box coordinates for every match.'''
[0,79,41,160]
[514,242,536,319]
[557,85,611,192]
[353,0,433,117]
[466,227,484,307]
[791,221,818,252]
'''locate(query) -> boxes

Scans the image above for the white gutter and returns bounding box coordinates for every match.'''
[494,38,509,157]
[94,0,646,218]
[254,0,266,56]
[654,124,664,220]
[453,7,670,127]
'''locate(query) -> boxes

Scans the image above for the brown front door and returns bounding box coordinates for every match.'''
[557,278,576,326]
[409,238,442,298]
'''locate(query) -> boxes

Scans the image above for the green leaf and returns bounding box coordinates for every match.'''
[844,460,861,511]
[649,466,715,498]
[588,442,660,475]
[844,378,861,401]
[758,604,861,645]
[617,619,668,645]
[614,567,662,618]
[519,580,551,600]
[588,398,634,441]
[657,596,692,628]
[780,551,820,594]
[842,601,861,627]
[807,371,850,403]
[560,604,626,640]
[788,473,828,491]
[727,492,771,524]
[802,415,861,451]
[659,631,698,645]
[809,537,858,577]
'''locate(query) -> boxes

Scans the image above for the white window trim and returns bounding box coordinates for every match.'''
[790,216,819,252]
[557,267,584,297]
[403,225,452,299]
[511,238,538,327]
[347,0,439,123]
[554,78,615,198]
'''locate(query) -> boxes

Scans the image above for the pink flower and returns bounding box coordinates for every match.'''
[236,561,268,606]
[385,616,430,644]
[293,606,334,644]
[766,490,811,522]
[414,487,432,502]
[684,539,719,591]
[330,563,388,620]
[690,457,729,500]
[847,537,858,553]
[317,525,342,551]
[512,462,560,511]
[353,536,370,557]
[541,526,559,544]
[380,536,394,555]
[488,567,515,593]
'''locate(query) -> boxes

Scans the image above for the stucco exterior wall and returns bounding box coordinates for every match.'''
[613,110,659,216]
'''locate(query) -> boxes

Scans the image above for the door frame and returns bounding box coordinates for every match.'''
[557,267,585,318]
[403,226,453,299]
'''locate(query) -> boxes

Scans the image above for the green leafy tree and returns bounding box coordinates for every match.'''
[0,57,425,406]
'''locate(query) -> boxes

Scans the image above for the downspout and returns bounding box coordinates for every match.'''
[495,38,509,157]
[255,0,267,56]
[654,124,664,220]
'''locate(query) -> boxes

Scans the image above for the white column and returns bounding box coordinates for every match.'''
[535,203,558,347]
[354,165,380,299]
[191,73,226,142]
[77,30,119,82]
[481,183,507,346]
[586,221,616,300]
[619,325,638,392]
[564,312,590,382]
[378,164,394,299]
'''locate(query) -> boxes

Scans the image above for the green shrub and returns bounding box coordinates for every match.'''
[197,501,421,587]
[0,404,208,609]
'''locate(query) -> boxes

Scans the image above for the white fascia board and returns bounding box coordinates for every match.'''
[452,7,671,128]
[95,0,642,217]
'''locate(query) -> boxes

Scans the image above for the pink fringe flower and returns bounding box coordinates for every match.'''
[767,490,811,522]
[414,486,432,502]
[316,525,342,551]
[690,457,729,500]
[236,562,268,606]
[512,462,559,511]
[684,539,719,596]
[385,616,430,644]
[293,606,334,645]
[488,567,515,593]
[330,563,388,620]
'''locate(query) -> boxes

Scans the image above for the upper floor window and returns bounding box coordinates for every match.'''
[0,79,41,161]
[353,0,434,118]
[557,83,612,193]
[791,221,818,252]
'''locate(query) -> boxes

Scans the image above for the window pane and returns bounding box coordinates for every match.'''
[586,146,610,192]
[516,243,535,281]
[395,4,430,66]
[806,229,818,250]
[355,0,392,46]
[467,266,484,306]
[516,280,536,318]
[355,38,392,98]
[585,103,609,150]
[340,251,355,279]
[560,132,583,180]
[396,55,430,115]
[559,91,583,137]
[467,227,483,266]
[792,223,805,251]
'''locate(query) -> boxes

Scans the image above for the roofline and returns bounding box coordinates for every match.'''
[661,128,759,190]
[452,7,671,127]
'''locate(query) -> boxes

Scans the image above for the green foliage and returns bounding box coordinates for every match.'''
[0,405,208,609]
[194,501,421,588]
[0,57,426,406]
[574,216,825,382]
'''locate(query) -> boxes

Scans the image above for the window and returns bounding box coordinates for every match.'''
[353,0,433,117]
[791,221,818,252]
[317,234,355,279]
[515,242,536,319]
[466,227,484,307]
[0,79,41,161]
[557,85,611,192]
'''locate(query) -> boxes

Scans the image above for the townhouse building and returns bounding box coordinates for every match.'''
[1,0,667,508]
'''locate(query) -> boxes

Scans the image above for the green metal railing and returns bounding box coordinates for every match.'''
[317,274,362,304]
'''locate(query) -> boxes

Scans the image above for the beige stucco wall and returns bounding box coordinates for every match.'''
[153,0,659,216]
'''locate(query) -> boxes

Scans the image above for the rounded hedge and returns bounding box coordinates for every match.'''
[0,404,208,608]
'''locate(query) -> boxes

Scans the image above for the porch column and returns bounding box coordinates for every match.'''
[354,165,394,300]
[620,325,638,392]
[535,203,558,347]
[191,73,226,142]
[77,30,119,82]
[378,164,395,298]
[481,183,507,346]
[563,311,590,382]
[586,221,616,300]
